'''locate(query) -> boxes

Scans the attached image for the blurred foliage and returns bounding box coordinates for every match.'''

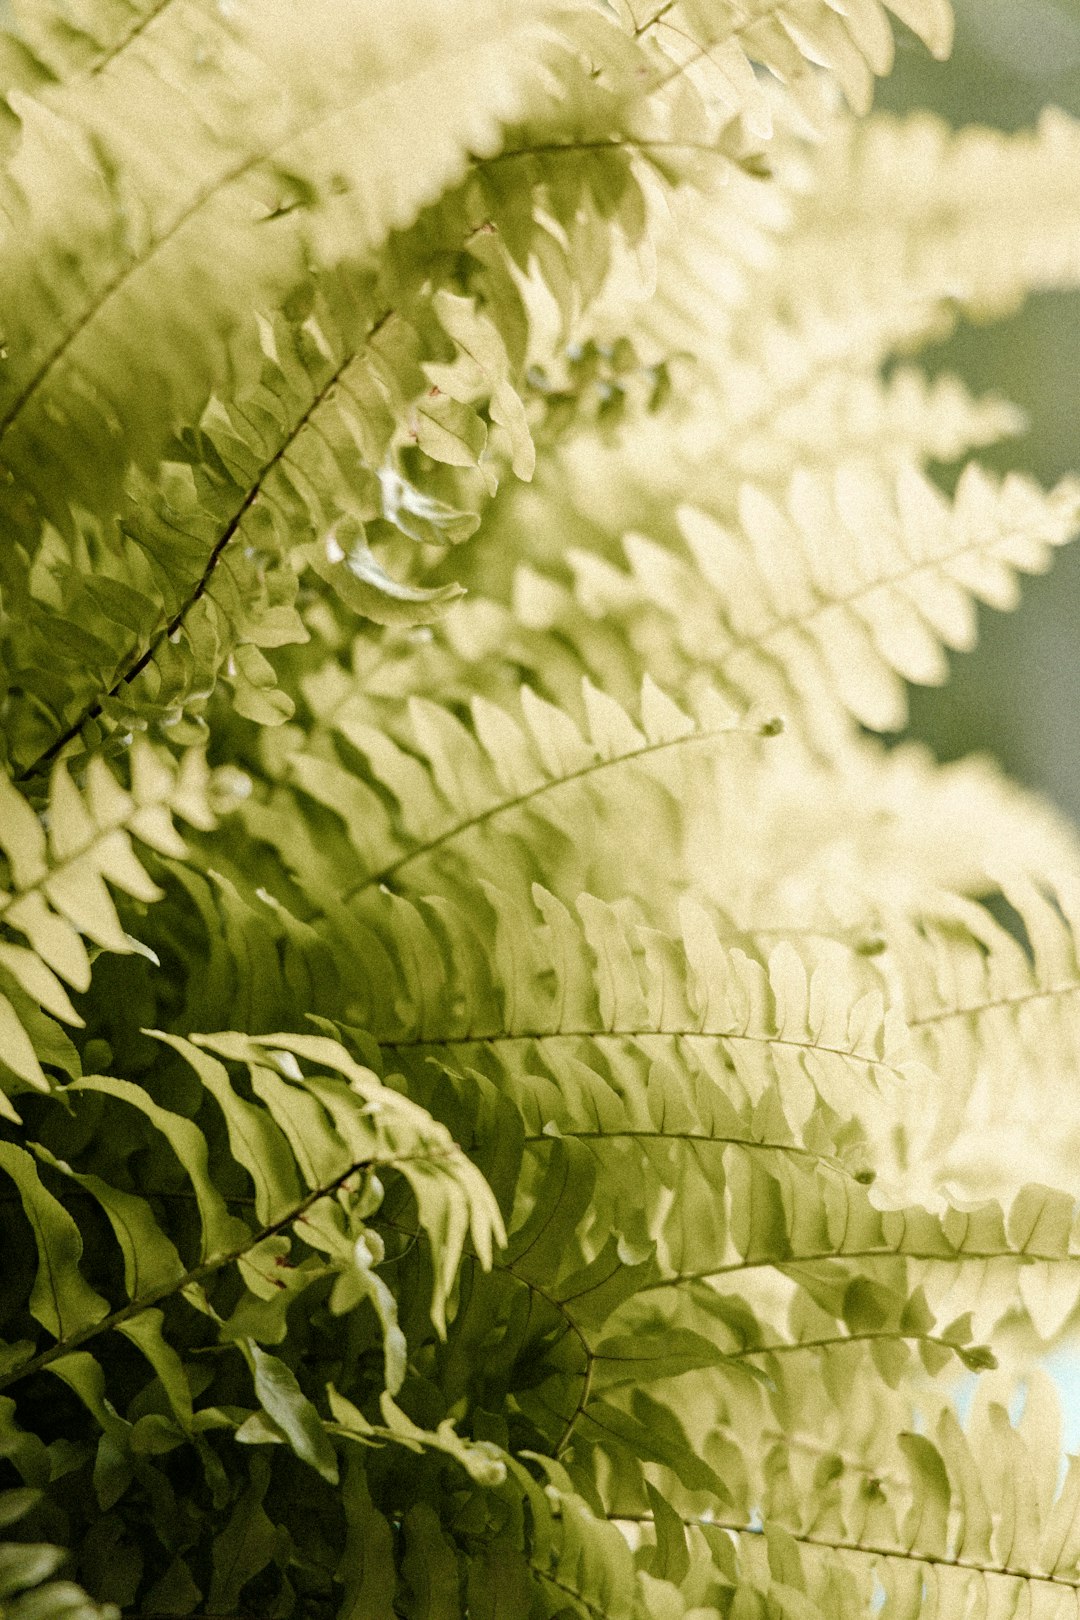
[882,0,1080,812]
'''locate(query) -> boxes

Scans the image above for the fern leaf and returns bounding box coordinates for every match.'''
[512,1455,647,1619]
[625,0,951,131]
[873,875,1080,1219]
[152,1033,303,1226]
[0,1141,109,1342]
[315,878,920,1121]
[0,92,724,771]
[406,461,1080,760]
[29,1146,185,1303]
[232,676,753,945]
[260,616,1080,940]
[626,107,1080,431]
[12,4,1080,1613]
[0,1034,500,1439]
[0,742,211,1107]
[705,1368,1080,1617]
[562,462,1080,745]
[329,1386,508,1488]
[790,106,1080,329]
[0,0,572,535]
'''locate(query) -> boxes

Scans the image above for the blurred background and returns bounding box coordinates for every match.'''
[880,0,1080,818]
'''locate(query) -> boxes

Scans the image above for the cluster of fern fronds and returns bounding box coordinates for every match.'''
[6,1,1080,1614]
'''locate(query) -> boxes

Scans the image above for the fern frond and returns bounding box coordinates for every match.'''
[418,1033,1080,1518]
[0,1,592,773]
[552,461,1080,746]
[2,292,441,773]
[875,876,1080,1212]
[625,0,952,130]
[788,105,1080,326]
[0,742,211,1110]
[141,847,1080,1380]
[628,105,1080,399]
[351,882,910,1102]
[684,731,1080,938]
[533,365,1029,563]
[515,107,1080,653]
[303,616,1080,933]
[691,1367,1080,1619]
[242,675,757,925]
[0,47,748,773]
[14,3,1080,1614]
[0,1033,500,1436]
[0,0,574,534]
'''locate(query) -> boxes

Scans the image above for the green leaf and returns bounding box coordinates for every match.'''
[591,1328,725,1390]
[141,1556,203,1616]
[379,467,481,547]
[319,534,466,627]
[413,392,488,469]
[898,1431,951,1559]
[328,1233,408,1396]
[208,1455,278,1613]
[155,1033,301,1224]
[247,1344,339,1484]
[0,1488,41,1530]
[30,1146,185,1303]
[400,1504,460,1620]
[46,1352,133,1510]
[643,1482,690,1587]
[114,1310,194,1433]
[0,1142,109,1341]
[338,1455,397,1620]
[0,1544,65,1599]
[67,1075,245,1263]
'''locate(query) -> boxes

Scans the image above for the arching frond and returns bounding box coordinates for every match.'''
[241,675,755,921]
[519,460,1080,748]
[0,12,757,773]
[627,105,1080,402]
[10,2,1080,1615]
[289,624,1080,931]
[717,1366,1080,1619]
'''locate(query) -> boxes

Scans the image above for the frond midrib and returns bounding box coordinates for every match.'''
[913,978,1080,1026]
[611,1509,1080,1590]
[345,720,747,900]
[706,496,1077,678]
[379,1025,904,1073]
